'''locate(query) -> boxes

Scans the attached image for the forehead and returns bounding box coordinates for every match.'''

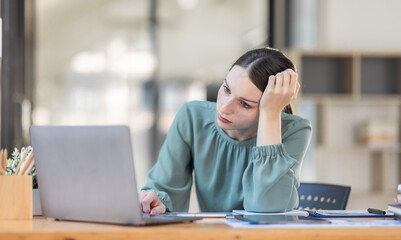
[226,66,262,100]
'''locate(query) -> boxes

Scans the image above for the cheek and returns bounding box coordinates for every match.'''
[216,87,225,106]
[236,110,259,125]
[251,112,260,124]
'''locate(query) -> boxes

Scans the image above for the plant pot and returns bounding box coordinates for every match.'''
[0,175,32,219]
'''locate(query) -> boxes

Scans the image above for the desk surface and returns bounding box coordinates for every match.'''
[1,216,401,240]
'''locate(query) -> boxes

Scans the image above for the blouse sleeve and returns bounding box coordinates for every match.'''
[242,118,312,212]
[141,104,193,212]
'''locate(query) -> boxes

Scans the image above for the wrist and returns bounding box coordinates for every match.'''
[256,111,282,146]
[259,109,281,121]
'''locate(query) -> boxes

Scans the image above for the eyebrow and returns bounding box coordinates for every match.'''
[224,79,259,104]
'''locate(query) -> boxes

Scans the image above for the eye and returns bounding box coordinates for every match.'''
[223,85,230,93]
[240,100,250,109]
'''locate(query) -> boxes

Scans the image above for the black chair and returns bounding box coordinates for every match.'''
[297,182,351,210]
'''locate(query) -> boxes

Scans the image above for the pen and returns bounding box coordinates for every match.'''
[19,153,34,175]
[15,149,26,175]
[367,208,386,215]
[0,149,6,175]
[304,209,317,215]
[24,158,35,175]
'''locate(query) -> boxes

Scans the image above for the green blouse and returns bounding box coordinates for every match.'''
[142,101,312,212]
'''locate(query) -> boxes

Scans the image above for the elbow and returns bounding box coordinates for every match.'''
[243,186,299,213]
[244,198,297,213]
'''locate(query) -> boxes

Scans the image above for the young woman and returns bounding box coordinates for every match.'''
[140,47,312,213]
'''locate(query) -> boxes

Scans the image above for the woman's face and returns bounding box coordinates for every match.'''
[216,65,262,141]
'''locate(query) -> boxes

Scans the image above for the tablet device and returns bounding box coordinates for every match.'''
[234,215,331,224]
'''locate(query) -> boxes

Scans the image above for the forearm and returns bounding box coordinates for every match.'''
[246,115,312,212]
[242,145,299,212]
[257,68,299,146]
[256,111,282,146]
[244,170,298,212]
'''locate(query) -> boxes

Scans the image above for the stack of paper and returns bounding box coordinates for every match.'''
[232,209,309,216]
[309,210,394,218]
[388,183,401,219]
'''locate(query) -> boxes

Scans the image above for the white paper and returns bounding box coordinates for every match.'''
[316,210,369,214]
[223,219,401,229]
[314,209,393,217]
[232,209,309,217]
[168,212,229,218]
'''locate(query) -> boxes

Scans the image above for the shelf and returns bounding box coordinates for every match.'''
[315,144,401,153]
[294,50,401,193]
[300,56,353,94]
[361,57,401,94]
[292,50,401,97]
[302,94,401,103]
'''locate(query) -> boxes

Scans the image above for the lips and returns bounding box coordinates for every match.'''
[217,113,232,124]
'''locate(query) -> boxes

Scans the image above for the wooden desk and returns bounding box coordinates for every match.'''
[1,216,401,240]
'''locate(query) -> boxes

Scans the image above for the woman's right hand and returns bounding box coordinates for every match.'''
[259,68,299,116]
[139,190,166,214]
[256,69,299,146]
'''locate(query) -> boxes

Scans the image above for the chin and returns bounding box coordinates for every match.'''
[217,121,234,131]
[217,120,224,128]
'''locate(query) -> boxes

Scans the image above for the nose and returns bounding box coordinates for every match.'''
[220,97,234,115]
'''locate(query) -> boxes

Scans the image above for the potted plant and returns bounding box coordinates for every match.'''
[5,146,41,215]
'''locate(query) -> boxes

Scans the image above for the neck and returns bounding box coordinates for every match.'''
[223,128,257,141]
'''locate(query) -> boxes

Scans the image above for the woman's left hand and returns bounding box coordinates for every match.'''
[259,69,300,116]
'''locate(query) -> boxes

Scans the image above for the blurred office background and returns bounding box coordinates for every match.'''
[1,0,401,211]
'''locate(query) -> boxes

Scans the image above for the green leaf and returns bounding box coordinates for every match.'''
[5,146,38,188]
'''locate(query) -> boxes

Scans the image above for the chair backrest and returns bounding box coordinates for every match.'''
[297,182,351,210]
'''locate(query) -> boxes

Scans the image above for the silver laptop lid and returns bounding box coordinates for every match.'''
[30,125,143,225]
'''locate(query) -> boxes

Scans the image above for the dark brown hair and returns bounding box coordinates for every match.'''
[230,47,295,114]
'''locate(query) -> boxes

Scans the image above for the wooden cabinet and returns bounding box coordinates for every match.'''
[289,50,401,197]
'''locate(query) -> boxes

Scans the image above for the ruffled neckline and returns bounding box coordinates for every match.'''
[212,112,257,147]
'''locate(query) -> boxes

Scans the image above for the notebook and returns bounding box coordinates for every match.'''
[30,125,201,225]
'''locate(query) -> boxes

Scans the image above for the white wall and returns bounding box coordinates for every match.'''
[34,0,268,196]
[319,0,401,50]
[158,0,267,82]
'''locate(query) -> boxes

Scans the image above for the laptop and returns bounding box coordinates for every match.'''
[30,125,201,225]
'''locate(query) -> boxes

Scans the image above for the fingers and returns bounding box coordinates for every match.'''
[267,75,275,91]
[294,82,300,100]
[274,72,284,92]
[140,190,157,213]
[139,190,166,214]
[139,190,148,209]
[151,204,166,214]
[140,192,150,213]
[261,69,299,113]
[275,69,298,98]
[139,190,147,200]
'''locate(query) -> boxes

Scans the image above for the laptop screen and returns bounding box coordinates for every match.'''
[30,125,143,225]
